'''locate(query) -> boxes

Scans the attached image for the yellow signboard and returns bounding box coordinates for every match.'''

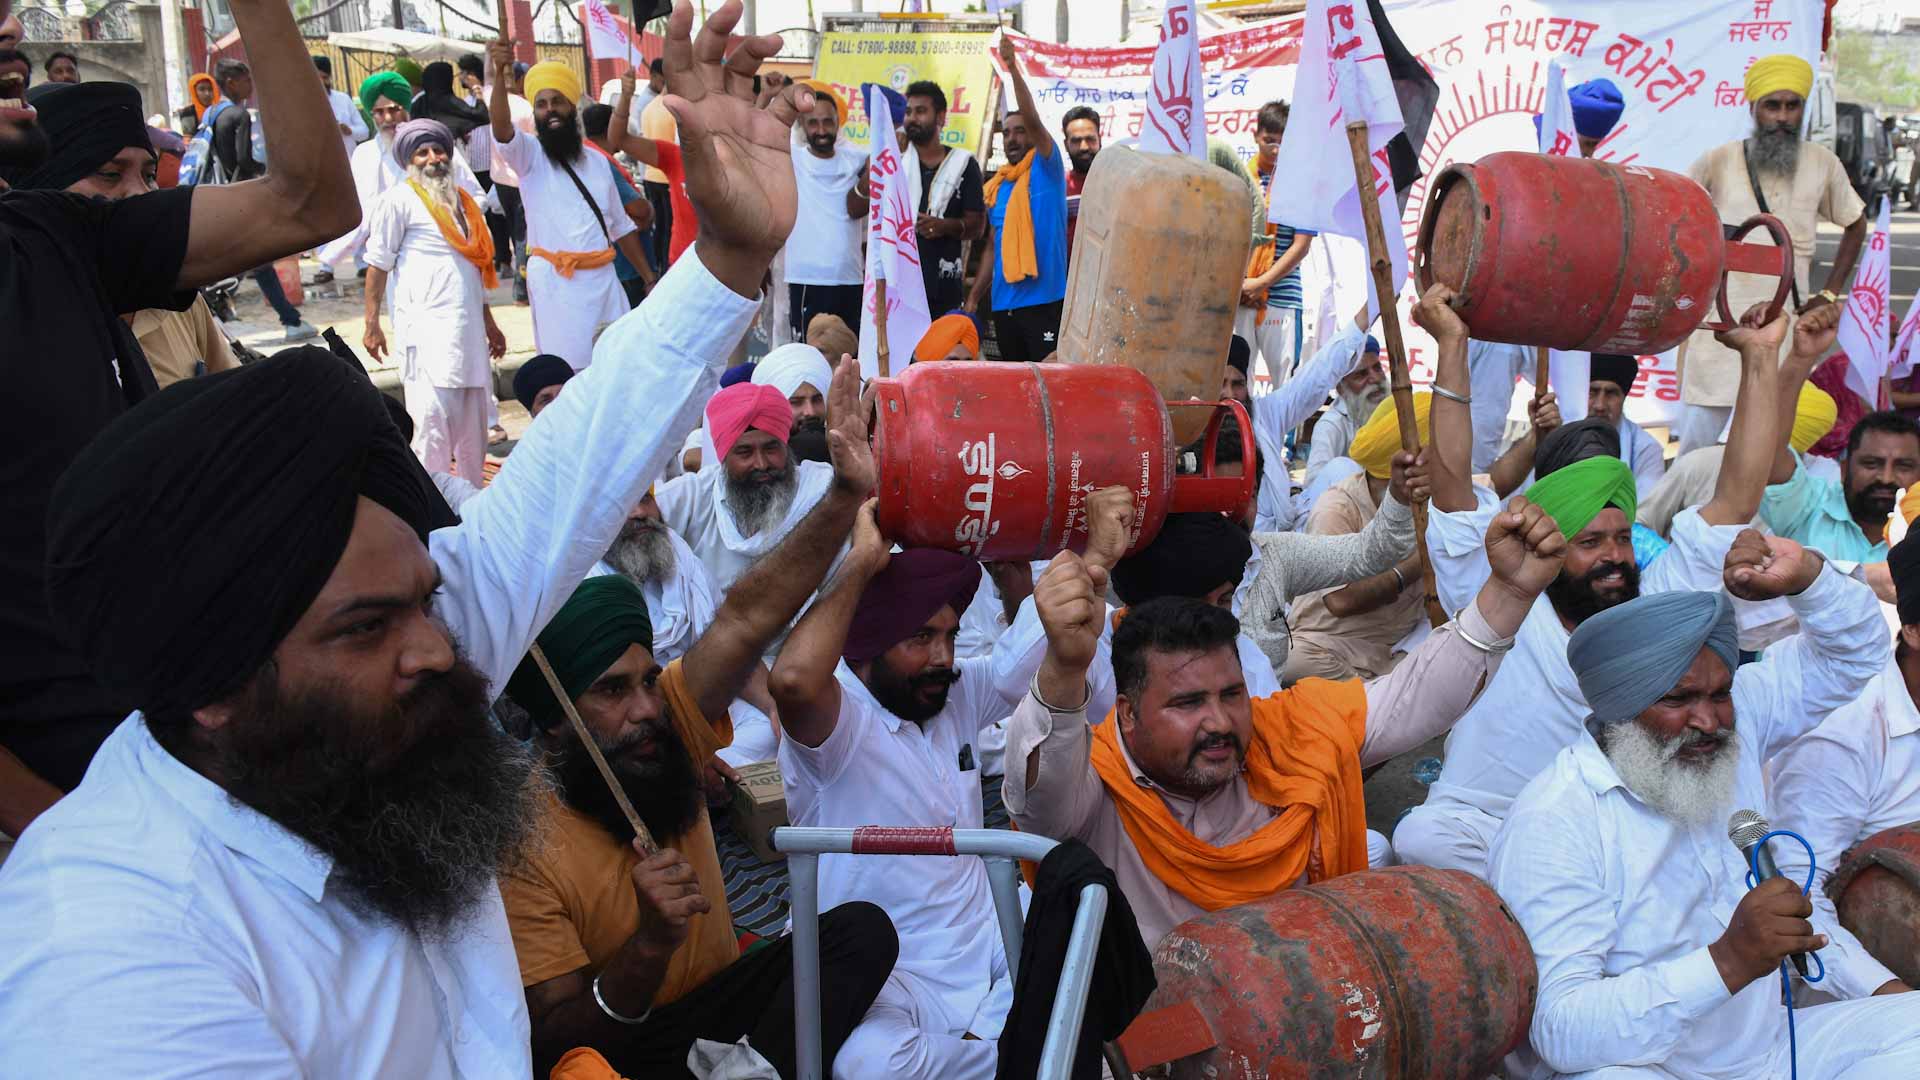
[813,32,998,156]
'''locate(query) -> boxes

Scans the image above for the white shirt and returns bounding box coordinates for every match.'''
[599,79,658,137]
[1467,338,1530,473]
[1619,415,1668,500]
[1250,321,1369,533]
[320,134,483,268]
[655,458,838,596]
[364,183,492,389]
[779,661,1021,1037]
[1488,573,1895,1077]
[1302,396,1360,491]
[784,143,866,286]
[485,91,536,186]
[493,128,636,256]
[0,252,760,1075]
[326,86,369,159]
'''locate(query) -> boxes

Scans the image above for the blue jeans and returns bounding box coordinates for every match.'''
[250,265,301,328]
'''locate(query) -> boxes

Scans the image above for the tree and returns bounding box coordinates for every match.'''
[1834,29,1920,110]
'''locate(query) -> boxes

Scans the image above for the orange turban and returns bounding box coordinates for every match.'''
[798,79,847,129]
[914,314,981,362]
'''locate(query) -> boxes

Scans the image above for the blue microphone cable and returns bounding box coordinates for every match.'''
[1745,828,1825,1080]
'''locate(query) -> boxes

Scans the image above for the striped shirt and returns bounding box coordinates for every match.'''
[1257,167,1311,311]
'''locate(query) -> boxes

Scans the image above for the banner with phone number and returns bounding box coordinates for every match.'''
[813,32,999,158]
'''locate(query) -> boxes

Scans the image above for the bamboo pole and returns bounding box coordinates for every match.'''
[1344,121,1445,629]
[875,277,891,376]
[1534,345,1550,402]
[528,643,658,855]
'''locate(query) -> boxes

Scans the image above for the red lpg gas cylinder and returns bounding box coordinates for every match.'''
[1416,151,1791,354]
[1141,866,1536,1080]
[1828,821,1920,987]
[871,362,1254,563]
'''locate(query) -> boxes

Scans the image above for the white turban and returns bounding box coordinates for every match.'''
[752,343,834,404]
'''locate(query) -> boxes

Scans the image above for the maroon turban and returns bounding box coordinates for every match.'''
[843,549,982,664]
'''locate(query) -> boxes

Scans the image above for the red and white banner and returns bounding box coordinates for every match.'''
[1840,198,1893,407]
[858,86,932,381]
[580,0,640,67]
[1139,0,1208,158]
[1893,293,1920,382]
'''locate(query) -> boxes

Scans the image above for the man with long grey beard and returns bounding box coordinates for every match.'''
[0,2,818,1071]
[364,118,506,488]
[1489,565,1920,1080]
[1678,52,1868,457]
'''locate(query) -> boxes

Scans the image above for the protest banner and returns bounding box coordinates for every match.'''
[813,31,999,157]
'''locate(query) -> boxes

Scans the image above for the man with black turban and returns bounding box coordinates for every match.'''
[313,53,369,159]
[1396,285,1848,878]
[1584,351,1667,497]
[0,6,818,1073]
[1490,555,1914,1079]
[497,358,897,1078]
[0,0,357,842]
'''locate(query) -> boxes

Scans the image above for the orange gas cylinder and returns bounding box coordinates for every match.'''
[1416,151,1792,354]
[1827,821,1920,986]
[871,362,1253,562]
[1142,866,1536,1079]
[1055,146,1254,446]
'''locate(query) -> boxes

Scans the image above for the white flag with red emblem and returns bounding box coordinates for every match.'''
[579,0,638,67]
[1538,59,1580,157]
[858,85,932,380]
[1840,198,1893,407]
[1891,292,1920,381]
[1266,0,1407,322]
[1138,0,1206,159]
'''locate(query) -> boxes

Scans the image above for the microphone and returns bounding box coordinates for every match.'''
[1728,809,1812,978]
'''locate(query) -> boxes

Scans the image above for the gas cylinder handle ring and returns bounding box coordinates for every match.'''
[1165,398,1256,517]
[1705,212,1793,333]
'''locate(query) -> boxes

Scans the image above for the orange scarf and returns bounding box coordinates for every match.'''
[407,180,498,290]
[983,152,1039,284]
[529,246,616,278]
[1087,677,1370,911]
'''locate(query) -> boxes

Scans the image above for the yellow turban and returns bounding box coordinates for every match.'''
[1790,383,1838,454]
[523,60,583,106]
[1745,54,1812,105]
[1348,392,1432,479]
[798,79,847,129]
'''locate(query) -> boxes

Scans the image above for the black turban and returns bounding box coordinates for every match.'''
[6,81,152,191]
[514,354,574,411]
[1111,512,1253,606]
[1589,353,1639,395]
[1893,534,1920,627]
[1534,416,1621,479]
[46,346,456,713]
[312,54,332,76]
[1226,335,1251,376]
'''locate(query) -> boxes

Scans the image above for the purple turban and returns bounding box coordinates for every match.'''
[843,549,982,665]
[392,117,454,166]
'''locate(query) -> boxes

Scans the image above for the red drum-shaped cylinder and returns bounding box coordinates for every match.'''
[872,362,1253,563]
[1144,866,1536,1079]
[1417,152,1730,355]
[1828,821,1920,987]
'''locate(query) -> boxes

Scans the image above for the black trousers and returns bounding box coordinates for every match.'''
[621,276,647,309]
[643,179,674,270]
[992,299,1064,362]
[596,901,896,1080]
[787,282,863,342]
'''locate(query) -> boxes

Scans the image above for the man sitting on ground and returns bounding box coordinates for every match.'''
[1298,334,1385,494]
[1585,352,1667,498]
[913,311,981,362]
[515,352,575,419]
[750,342,832,440]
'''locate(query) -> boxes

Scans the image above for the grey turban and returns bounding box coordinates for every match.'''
[1567,590,1738,726]
[392,117,454,166]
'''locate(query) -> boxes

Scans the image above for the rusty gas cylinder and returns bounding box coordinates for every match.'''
[1828,821,1920,986]
[1143,866,1536,1079]
[1416,151,1791,354]
[871,362,1253,562]
[1056,145,1254,446]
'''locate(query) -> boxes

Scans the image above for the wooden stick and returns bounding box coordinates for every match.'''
[875,277,891,377]
[1345,121,1445,629]
[528,642,659,855]
[1534,345,1550,402]
[496,0,509,41]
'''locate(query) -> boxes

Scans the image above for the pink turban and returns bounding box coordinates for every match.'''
[705,382,793,458]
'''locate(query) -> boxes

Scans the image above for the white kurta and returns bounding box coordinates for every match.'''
[363,184,492,390]
[326,87,369,160]
[319,133,482,268]
[1249,321,1370,533]
[654,458,838,596]
[493,130,635,370]
[0,251,759,1075]
[1488,573,1905,1079]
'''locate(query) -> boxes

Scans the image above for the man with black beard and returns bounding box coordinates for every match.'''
[1061,104,1098,253]
[500,353,896,1078]
[487,42,649,369]
[1395,285,1806,878]
[1679,52,1868,456]
[0,3,818,1071]
[783,82,865,339]
[771,527,1021,1080]
[847,79,983,316]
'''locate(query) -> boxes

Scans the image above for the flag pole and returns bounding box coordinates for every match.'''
[1535,345,1550,402]
[875,278,891,377]
[1345,120,1444,629]
[496,0,509,41]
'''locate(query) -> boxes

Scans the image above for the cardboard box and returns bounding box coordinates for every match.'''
[730,759,788,863]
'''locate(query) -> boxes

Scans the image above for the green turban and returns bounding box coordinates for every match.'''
[391,56,424,88]
[359,70,413,113]
[1524,455,1637,541]
[505,575,653,731]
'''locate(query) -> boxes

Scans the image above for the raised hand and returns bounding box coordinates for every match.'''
[1790,299,1842,363]
[1412,282,1467,347]
[1723,528,1823,601]
[1081,485,1135,572]
[824,352,874,496]
[487,37,514,81]
[1388,449,1429,506]
[848,497,890,577]
[1715,301,1790,356]
[1527,390,1561,438]
[659,0,812,294]
[1486,496,1567,600]
[1035,551,1105,681]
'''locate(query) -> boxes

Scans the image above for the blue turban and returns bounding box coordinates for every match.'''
[1364,335,1381,356]
[719,362,757,388]
[1567,590,1737,726]
[1569,78,1624,139]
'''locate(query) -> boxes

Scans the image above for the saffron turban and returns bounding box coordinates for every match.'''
[1589,353,1638,395]
[5,81,151,192]
[1745,54,1813,105]
[798,79,847,128]
[752,343,834,402]
[1903,484,1920,527]
[1535,417,1621,479]
[359,70,413,113]
[1791,383,1838,454]
[505,575,652,731]
[1111,512,1253,607]
[806,313,859,361]
[45,346,452,714]
[705,383,792,458]
[1568,590,1737,726]
[392,117,453,166]
[1568,78,1625,139]
[914,313,981,362]
[844,549,982,665]
[1348,392,1432,479]
[513,353,574,411]
[1525,454,1637,541]
[524,60,583,105]
[1891,534,1920,626]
